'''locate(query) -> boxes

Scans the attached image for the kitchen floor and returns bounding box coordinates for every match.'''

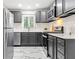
[13,47,50,59]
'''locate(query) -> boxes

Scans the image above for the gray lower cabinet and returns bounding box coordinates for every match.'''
[21,32,36,46]
[11,11,22,23]
[47,35,75,59]
[13,32,21,45]
[57,38,75,59]
[36,32,43,46]
[65,39,75,59]
[21,32,42,46]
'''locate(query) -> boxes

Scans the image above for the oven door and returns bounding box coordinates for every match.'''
[42,35,48,49]
[42,34,49,56]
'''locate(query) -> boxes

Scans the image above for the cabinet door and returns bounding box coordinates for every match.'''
[65,39,75,59]
[57,38,65,59]
[28,33,36,45]
[21,32,36,46]
[21,32,30,45]
[36,11,47,23]
[36,33,42,46]
[41,11,47,22]
[56,0,63,16]
[12,11,21,23]
[64,0,75,12]
[36,11,41,23]
[48,36,54,59]
[13,32,21,45]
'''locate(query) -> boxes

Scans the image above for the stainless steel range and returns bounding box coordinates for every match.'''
[42,33,49,57]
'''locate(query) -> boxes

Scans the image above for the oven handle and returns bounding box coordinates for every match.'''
[42,35,47,38]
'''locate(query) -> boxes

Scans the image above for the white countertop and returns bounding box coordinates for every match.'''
[48,33,75,39]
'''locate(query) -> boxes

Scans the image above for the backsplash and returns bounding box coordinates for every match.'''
[14,23,49,32]
[63,15,75,35]
[49,15,75,35]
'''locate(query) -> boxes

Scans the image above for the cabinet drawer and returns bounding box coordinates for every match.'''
[57,52,64,59]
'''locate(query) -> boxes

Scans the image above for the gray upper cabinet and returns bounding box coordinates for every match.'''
[56,0,75,17]
[41,11,47,22]
[11,11,22,23]
[36,11,41,23]
[36,10,47,23]
[64,0,75,12]
[56,0,63,16]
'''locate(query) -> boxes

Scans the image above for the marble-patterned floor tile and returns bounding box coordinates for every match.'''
[13,47,50,59]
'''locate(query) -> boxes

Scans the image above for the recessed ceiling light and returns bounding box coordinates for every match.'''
[36,4,39,7]
[18,3,22,7]
[27,6,31,9]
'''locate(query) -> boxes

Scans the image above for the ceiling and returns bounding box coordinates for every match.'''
[3,0,54,10]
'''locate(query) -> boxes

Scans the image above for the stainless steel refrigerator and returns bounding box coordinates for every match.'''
[3,8,14,59]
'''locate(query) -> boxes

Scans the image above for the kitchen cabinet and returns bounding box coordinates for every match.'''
[21,32,42,46]
[47,1,56,22]
[21,32,36,46]
[41,11,47,22]
[36,32,43,46]
[36,11,41,23]
[56,0,75,17]
[13,32,21,45]
[64,0,75,12]
[11,11,22,23]
[56,37,75,59]
[57,38,65,59]
[47,34,75,59]
[36,11,47,23]
[56,0,63,16]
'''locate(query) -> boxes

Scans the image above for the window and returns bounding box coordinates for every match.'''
[22,15,35,29]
